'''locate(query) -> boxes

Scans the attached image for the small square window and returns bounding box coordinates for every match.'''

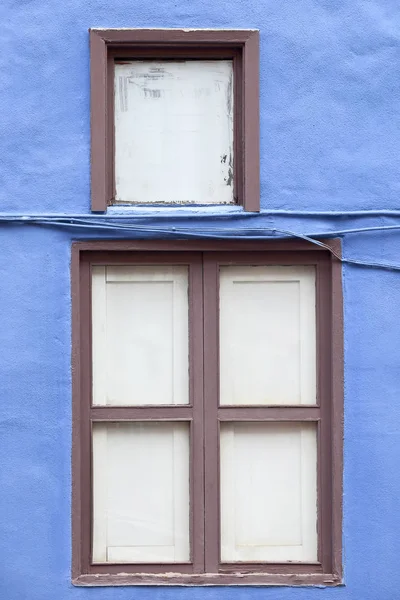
[90,29,260,211]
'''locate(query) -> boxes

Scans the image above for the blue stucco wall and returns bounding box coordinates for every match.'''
[2,1,400,599]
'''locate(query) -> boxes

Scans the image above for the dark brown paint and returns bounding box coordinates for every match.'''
[89,29,260,212]
[71,239,343,586]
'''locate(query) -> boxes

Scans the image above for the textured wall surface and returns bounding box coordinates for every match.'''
[2,0,400,599]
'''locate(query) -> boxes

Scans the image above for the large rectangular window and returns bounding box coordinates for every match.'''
[72,240,343,586]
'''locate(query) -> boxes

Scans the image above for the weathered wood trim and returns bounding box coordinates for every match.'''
[71,238,343,585]
[90,31,108,212]
[89,28,260,212]
[72,239,334,253]
[73,571,342,587]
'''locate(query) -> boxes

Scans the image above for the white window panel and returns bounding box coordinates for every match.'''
[220,422,317,563]
[92,422,190,563]
[219,266,316,406]
[114,60,234,205]
[92,265,189,406]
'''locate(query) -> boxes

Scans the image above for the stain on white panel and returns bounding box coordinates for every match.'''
[220,422,317,562]
[114,60,234,204]
[219,266,316,405]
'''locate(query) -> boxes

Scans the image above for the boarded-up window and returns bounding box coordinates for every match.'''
[89,29,260,211]
[114,60,234,205]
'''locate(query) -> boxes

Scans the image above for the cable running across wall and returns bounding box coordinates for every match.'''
[1,213,400,271]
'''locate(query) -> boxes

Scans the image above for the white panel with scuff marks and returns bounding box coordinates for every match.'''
[114,60,234,204]
[220,422,318,562]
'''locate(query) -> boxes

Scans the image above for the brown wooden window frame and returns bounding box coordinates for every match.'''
[71,239,343,587]
[90,29,260,212]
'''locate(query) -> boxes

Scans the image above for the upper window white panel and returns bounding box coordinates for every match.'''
[92,265,189,405]
[219,265,316,405]
[114,60,234,205]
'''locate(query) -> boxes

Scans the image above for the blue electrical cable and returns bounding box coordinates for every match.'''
[2,213,400,271]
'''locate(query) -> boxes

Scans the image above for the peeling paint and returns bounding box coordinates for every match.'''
[224,166,233,186]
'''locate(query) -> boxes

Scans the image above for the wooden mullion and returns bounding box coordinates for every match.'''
[218,405,321,421]
[203,255,220,573]
[188,258,205,572]
[90,406,193,421]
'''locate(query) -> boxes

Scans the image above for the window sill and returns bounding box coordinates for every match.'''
[104,204,249,218]
[73,572,343,587]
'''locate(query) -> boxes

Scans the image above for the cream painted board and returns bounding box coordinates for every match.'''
[220,422,317,562]
[219,266,316,405]
[114,60,234,204]
[92,422,190,563]
[92,265,189,406]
